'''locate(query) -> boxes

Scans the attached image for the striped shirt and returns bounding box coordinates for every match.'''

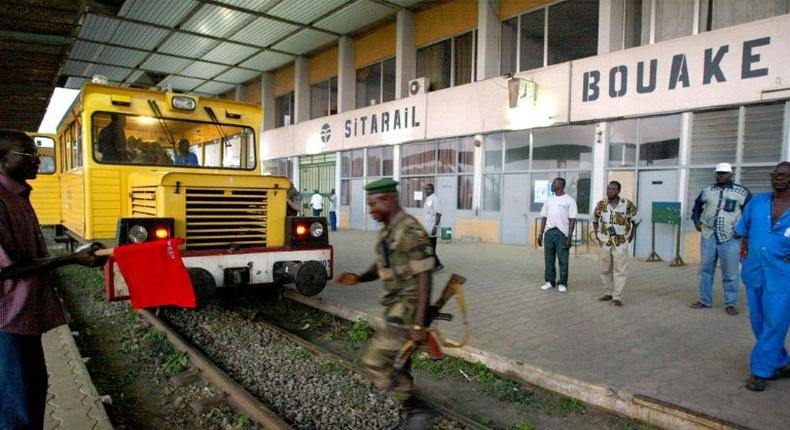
[0,173,66,335]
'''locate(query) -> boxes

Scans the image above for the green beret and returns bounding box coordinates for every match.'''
[365,178,399,194]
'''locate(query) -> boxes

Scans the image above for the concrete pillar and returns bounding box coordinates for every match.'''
[234,84,243,102]
[591,122,607,207]
[334,151,342,210]
[392,144,401,182]
[784,101,790,160]
[472,134,483,213]
[338,36,356,113]
[261,72,275,131]
[597,0,624,54]
[291,156,300,190]
[294,56,310,123]
[395,9,416,99]
[477,0,500,80]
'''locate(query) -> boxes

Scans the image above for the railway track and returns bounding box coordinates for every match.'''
[144,301,488,430]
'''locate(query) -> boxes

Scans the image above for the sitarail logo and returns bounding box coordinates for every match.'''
[166,240,176,259]
[320,123,331,144]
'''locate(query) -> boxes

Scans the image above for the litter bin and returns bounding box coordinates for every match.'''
[440,227,453,241]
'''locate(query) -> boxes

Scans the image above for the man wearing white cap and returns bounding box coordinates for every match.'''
[690,162,751,315]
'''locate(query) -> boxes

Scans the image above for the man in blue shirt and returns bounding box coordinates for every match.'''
[174,139,198,166]
[735,161,790,391]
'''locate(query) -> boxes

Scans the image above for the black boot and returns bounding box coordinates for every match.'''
[400,398,439,430]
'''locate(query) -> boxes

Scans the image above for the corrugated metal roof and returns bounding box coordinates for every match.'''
[65,77,88,90]
[63,60,92,77]
[79,14,120,43]
[228,17,298,47]
[215,0,281,12]
[91,64,132,81]
[267,0,351,25]
[110,20,169,50]
[215,67,261,84]
[120,0,198,27]
[203,41,259,65]
[240,51,294,71]
[315,0,394,34]
[160,75,206,91]
[141,54,195,74]
[388,0,422,7]
[181,4,254,38]
[179,61,231,80]
[194,81,236,94]
[70,40,105,62]
[271,28,337,55]
[98,45,148,68]
[158,32,218,58]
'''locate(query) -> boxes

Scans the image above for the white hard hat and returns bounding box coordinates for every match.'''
[715,162,732,173]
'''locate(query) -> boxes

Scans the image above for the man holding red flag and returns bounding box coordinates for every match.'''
[0,130,108,430]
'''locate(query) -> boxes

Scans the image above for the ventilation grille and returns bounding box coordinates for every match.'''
[185,188,268,250]
[130,186,157,217]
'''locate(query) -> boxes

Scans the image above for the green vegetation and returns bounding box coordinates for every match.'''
[234,415,252,428]
[547,397,586,417]
[164,351,189,375]
[346,318,373,342]
[289,346,310,359]
[511,421,535,430]
[320,361,342,374]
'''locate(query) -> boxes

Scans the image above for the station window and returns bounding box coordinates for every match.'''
[340,148,365,206]
[263,158,292,178]
[310,76,338,120]
[366,146,393,177]
[417,30,476,92]
[500,0,599,75]
[275,91,295,128]
[686,101,786,212]
[356,57,396,108]
[609,114,680,168]
[400,137,474,210]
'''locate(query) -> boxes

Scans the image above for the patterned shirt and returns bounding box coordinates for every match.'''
[592,198,640,250]
[375,210,435,306]
[691,181,751,243]
[0,174,66,335]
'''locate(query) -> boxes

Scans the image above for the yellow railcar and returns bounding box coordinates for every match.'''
[57,83,331,300]
[26,133,62,226]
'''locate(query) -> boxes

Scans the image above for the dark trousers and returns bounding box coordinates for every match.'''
[544,228,569,286]
[0,332,47,430]
[329,211,337,231]
[429,236,442,267]
[312,209,322,217]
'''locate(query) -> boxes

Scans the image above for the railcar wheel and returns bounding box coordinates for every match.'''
[294,260,327,297]
[187,268,216,309]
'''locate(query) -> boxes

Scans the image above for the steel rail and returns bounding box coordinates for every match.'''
[138,309,294,430]
[252,308,491,430]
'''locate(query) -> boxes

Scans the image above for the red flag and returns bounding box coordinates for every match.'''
[112,238,196,309]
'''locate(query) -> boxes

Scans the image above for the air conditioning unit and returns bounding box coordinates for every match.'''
[408,77,429,96]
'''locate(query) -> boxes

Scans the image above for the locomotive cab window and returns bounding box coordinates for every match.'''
[91,112,256,170]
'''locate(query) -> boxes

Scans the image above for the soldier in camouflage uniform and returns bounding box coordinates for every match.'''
[337,178,438,430]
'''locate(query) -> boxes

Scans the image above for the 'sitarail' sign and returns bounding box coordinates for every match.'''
[570,14,790,122]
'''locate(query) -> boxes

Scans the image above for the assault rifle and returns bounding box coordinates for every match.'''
[385,273,468,393]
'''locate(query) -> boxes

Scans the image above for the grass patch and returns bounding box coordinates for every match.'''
[547,397,586,417]
[289,346,310,359]
[346,318,373,342]
[511,421,535,430]
[320,361,342,374]
[163,351,189,375]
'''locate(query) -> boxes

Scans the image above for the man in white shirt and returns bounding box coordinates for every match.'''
[423,183,443,271]
[310,189,323,217]
[537,177,578,292]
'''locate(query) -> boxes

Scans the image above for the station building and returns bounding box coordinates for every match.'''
[223,0,790,263]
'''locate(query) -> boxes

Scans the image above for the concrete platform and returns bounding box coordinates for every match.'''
[292,230,789,430]
[43,325,113,430]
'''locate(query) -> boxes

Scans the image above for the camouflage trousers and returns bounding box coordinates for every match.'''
[362,299,417,403]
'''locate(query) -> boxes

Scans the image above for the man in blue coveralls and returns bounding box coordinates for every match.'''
[735,161,790,392]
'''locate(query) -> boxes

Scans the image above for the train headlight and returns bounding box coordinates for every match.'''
[310,222,324,238]
[171,95,196,111]
[127,225,148,243]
